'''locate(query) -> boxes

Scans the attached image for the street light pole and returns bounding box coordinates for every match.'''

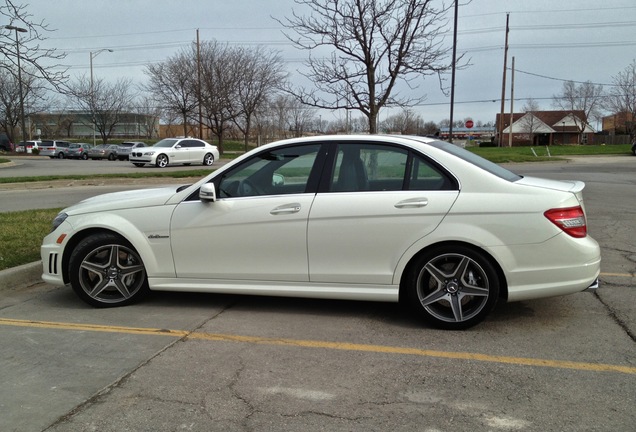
[4,25,28,144]
[89,49,113,145]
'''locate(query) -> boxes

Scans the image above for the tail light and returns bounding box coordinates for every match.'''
[544,206,587,238]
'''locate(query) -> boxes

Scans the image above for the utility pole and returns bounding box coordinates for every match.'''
[509,56,515,148]
[448,0,459,143]
[197,29,203,140]
[90,49,113,145]
[498,13,510,147]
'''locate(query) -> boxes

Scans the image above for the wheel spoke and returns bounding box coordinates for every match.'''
[80,260,106,276]
[420,287,450,306]
[449,294,464,321]
[424,262,449,285]
[119,263,144,278]
[454,256,471,280]
[88,277,109,298]
[460,285,490,297]
[111,278,133,299]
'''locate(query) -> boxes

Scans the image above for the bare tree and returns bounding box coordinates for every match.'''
[0,66,49,142]
[231,46,287,150]
[0,0,67,89]
[144,49,198,137]
[383,108,420,134]
[604,60,636,140]
[133,96,162,139]
[198,41,243,152]
[421,120,439,136]
[67,75,137,143]
[277,0,455,134]
[553,80,603,143]
[517,98,542,145]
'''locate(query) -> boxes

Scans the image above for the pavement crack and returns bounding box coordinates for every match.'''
[593,291,636,343]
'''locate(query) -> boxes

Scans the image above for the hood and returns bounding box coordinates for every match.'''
[64,186,183,215]
[515,176,585,194]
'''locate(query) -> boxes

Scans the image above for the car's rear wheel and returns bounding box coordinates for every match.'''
[81,153,88,160]
[69,233,149,307]
[404,245,499,330]
[156,154,168,168]
[133,163,145,167]
[203,153,215,166]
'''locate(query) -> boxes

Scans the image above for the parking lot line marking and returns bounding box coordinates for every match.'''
[189,333,636,375]
[600,272,633,278]
[1,317,635,375]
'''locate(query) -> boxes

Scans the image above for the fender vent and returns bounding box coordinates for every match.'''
[48,253,58,275]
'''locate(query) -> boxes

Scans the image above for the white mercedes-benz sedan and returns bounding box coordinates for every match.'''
[41,135,600,329]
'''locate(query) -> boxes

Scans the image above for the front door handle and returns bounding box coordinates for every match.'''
[270,203,301,215]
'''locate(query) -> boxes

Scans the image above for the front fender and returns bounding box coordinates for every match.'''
[60,206,177,278]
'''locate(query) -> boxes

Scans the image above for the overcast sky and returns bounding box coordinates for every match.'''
[8,0,636,126]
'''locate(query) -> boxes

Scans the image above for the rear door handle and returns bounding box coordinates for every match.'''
[395,198,429,208]
[270,203,301,215]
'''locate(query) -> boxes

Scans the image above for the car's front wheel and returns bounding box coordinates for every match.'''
[108,153,116,161]
[69,233,149,307]
[57,152,65,159]
[81,153,88,160]
[156,154,169,168]
[404,245,499,330]
[203,153,215,166]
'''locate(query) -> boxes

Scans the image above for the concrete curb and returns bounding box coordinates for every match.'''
[0,261,42,292]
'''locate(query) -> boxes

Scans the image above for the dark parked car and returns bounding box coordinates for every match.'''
[67,143,93,160]
[87,144,119,160]
[117,141,146,160]
[0,133,12,151]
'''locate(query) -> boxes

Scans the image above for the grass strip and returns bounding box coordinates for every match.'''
[0,208,62,271]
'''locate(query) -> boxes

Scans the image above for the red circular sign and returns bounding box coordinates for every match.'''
[465,120,474,129]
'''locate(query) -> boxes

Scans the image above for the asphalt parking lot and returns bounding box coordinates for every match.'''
[0,155,634,431]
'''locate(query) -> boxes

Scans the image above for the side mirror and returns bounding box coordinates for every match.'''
[199,183,216,202]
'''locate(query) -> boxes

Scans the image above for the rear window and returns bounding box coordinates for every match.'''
[428,140,522,182]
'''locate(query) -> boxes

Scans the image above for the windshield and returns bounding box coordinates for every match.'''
[153,139,178,148]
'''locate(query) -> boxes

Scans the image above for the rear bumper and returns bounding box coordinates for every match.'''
[584,277,600,292]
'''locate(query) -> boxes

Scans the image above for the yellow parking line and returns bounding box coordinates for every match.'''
[2,317,635,375]
[600,272,634,278]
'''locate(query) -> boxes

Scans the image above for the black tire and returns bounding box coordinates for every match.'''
[156,154,168,168]
[69,233,149,308]
[57,152,65,159]
[108,153,115,161]
[203,153,214,166]
[81,153,88,160]
[133,163,145,167]
[404,245,499,330]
